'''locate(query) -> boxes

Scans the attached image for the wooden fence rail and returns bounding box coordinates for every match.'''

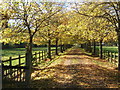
[81,46,118,66]
[102,50,118,65]
[2,47,69,86]
[91,48,118,66]
[2,65,26,84]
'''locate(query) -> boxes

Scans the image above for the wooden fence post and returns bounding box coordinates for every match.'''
[35,52,37,66]
[2,64,4,83]
[54,50,55,58]
[42,51,44,60]
[114,53,117,65]
[110,52,112,63]
[18,55,20,81]
[113,53,116,64]
[105,51,107,59]
[39,51,40,62]
[115,53,118,65]
[45,50,47,59]
[112,52,115,64]
[108,51,110,62]
[50,50,52,58]
[9,57,12,78]
[63,45,65,51]
[18,55,22,82]
[19,55,21,66]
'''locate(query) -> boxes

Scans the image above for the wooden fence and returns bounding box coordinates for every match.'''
[2,55,26,84]
[81,45,118,66]
[92,49,118,66]
[32,50,48,66]
[2,47,69,86]
[101,50,118,65]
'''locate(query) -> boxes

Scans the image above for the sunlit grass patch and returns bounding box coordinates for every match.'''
[94,46,118,53]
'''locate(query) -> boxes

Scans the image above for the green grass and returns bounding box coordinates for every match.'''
[2,47,59,61]
[93,46,118,53]
[2,47,61,66]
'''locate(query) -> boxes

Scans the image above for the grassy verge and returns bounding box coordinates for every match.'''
[33,48,72,69]
[92,46,118,53]
[2,47,60,60]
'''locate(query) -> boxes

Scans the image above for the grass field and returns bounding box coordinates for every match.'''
[2,47,59,61]
[93,46,118,53]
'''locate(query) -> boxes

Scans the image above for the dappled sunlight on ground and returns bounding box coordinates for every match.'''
[31,64,118,88]
[4,47,117,88]
[29,48,119,88]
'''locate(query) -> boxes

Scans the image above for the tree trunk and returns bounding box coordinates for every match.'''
[25,37,32,85]
[55,38,58,55]
[85,43,88,51]
[2,20,8,29]
[83,43,86,48]
[93,40,96,55]
[81,44,83,48]
[47,39,51,59]
[88,41,92,52]
[117,31,120,71]
[99,40,103,59]
[63,44,64,51]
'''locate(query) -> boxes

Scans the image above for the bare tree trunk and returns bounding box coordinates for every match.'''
[99,39,103,59]
[63,44,64,51]
[81,44,83,48]
[88,41,92,52]
[25,37,32,85]
[93,39,96,55]
[47,39,51,59]
[85,43,88,51]
[117,31,120,71]
[55,38,58,55]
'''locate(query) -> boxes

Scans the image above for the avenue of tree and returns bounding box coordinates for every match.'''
[0,1,119,82]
